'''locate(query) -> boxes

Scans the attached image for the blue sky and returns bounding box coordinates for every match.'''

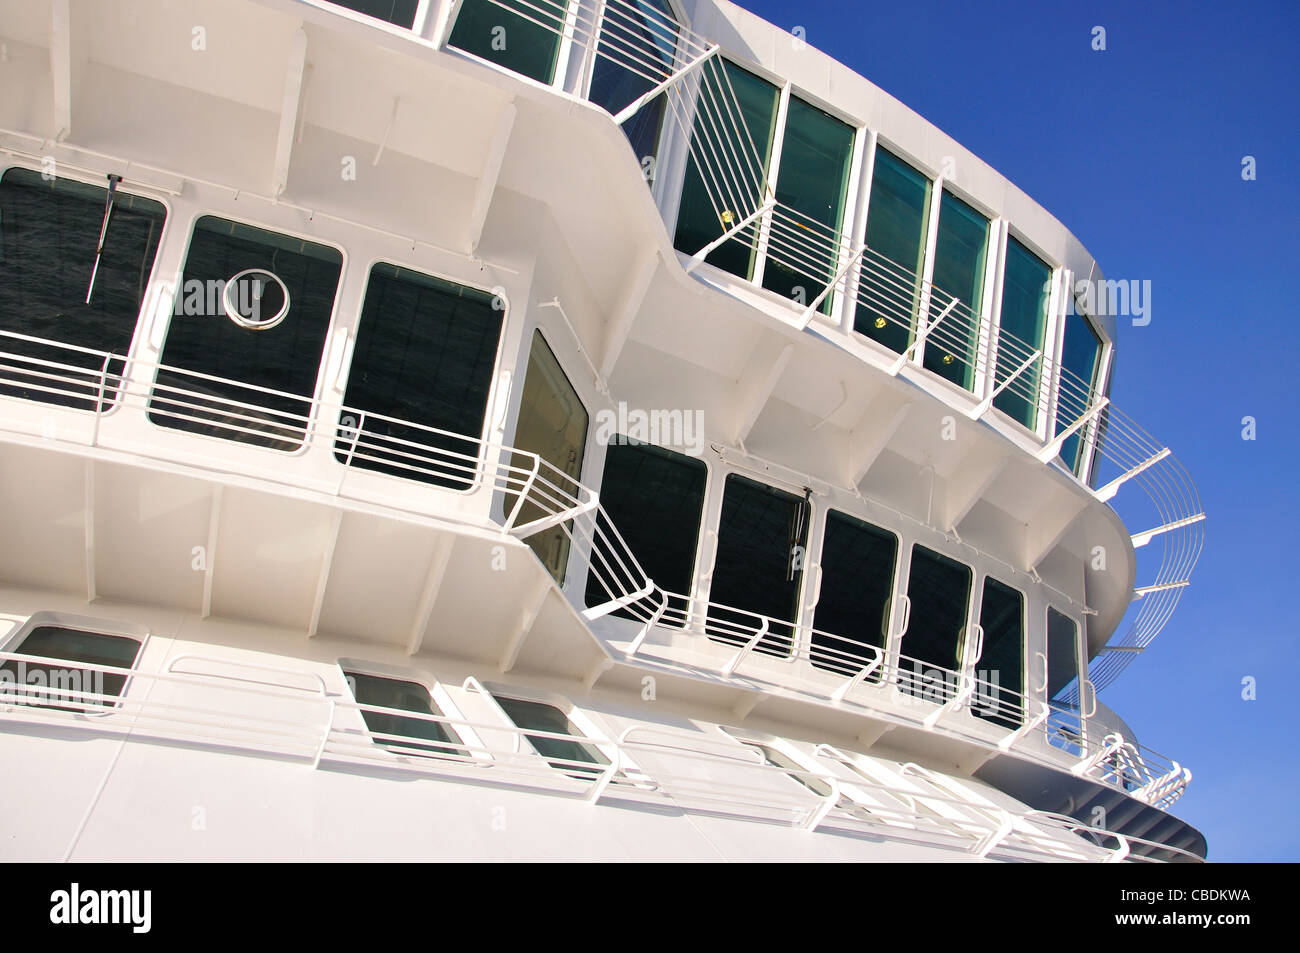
[736,0,1300,860]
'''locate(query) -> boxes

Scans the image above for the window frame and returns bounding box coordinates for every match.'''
[483,682,641,780]
[0,610,150,717]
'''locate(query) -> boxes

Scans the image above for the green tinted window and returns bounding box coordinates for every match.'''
[325,0,418,28]
[344,671,465,757]
[588,0,678,169]
[337,264,503,489]
[0,168,166,410]
[761,97,855,312]
[993,238,1051,427]
[495,695,608,778]
[672,61,779,279]
[0,625,142,711]
[1056,309,1104,477]
[811,510,897,677]
[973,577,1024,728]
[923,191,988,390]
[449,0,568,85]
[855,149,931,352]
[584,440,706,621]
[707,474,809,657]
[901,545,971,699]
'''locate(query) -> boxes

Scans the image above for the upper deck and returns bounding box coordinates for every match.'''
[0,0,1205,855]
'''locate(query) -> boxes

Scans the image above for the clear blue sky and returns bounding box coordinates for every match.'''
[736,0,1300,861]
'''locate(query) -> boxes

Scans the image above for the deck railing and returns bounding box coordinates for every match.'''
[0,649,1200,861]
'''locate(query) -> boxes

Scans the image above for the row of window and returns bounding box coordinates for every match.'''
[587,440,1085,727]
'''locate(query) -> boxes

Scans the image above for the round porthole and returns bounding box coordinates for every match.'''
[223,268,291,331]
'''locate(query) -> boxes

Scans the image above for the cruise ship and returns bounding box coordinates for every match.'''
[0,0,1206,862]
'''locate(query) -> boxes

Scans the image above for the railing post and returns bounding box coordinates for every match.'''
[722,617,769,677]
[502,451,541,532]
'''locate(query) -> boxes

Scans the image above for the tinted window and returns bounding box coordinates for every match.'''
[344,671,465,757]
[1046,607,1080,701]
[854,149,931,352]
[508,331,588,584]
[707,474,810,657]
[762,97,855,312]
[1056,310,1104,477]
[0,625,142,711]
[811,510,897,676]
[973,577,1024,728]
[993,238,1051,427]
[672,60,779,279]
[923,191,987,390]
[149,217,342,450]
[584,440,706,621]
[449,0,568,85]
[325,0,418,27]
[337,264,503,489]
[901,545,971,699]
[587,0,679,169]
[495,695,607,778]
[0,168,165,409]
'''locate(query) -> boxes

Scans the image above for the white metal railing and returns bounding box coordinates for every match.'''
[426,0,1203,693]
[0,650,1200,861]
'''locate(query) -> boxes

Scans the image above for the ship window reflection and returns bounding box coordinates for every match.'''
[923,191,988,391]
[900,545,972,701]
[1046,607,1080,702]
[449,0,569,85]
[993,238,1051,428]
[0,168,166,411]
[811,510,896,678]
[854,149,931,353]
[149,216,342,450]
[343,670,467,758]
[583,440,706,622]
[336,264,504,489]
[1055,309,1104,479]
[509,331,588,585]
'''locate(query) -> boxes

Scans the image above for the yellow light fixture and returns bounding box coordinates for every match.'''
[720,210,734,224]
[942,354,955,365]
[874,317,886,329]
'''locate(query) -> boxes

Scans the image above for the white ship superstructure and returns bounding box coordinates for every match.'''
[0,0,1206,861]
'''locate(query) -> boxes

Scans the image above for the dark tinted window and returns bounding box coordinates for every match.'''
[337,264,503,489]
[587,0,678,169]
[923,191,987,390]
[325,0,418,28]
[0,625,142,711]
[344,671,465,757]
[993,238,1051,427]
[149,216,342,450]
[1056,310,1104,477]
[811,510,897,676]
[900,545,971,699]
[584,440,706,621]
[449,0,568,85]
[1046,607,1080,701]
[854,149,930,352]
[973,577,1024,728]
[495,695,607,778]
[707,474,810,657]
[0,168,165,409]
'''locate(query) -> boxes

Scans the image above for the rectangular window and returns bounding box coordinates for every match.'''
[0,168,166,410]
[1055,309,1104,477]
[900,545,972,700]
[761,96,856,313]
[587,0,679,170]
[494,694,608,779]
[1046,607,1080,702]
[508,331,588,584]
[337,264,504,489]
[0,625,142,711]
[854,148,931,353]
[972,577,1025,728]
[324,0,418,28]
[343,670,466,758]
[811,510,897,678]
[672,60,780,280]
[993,237,1052,428]
[923,191,988,390]
[583,440,707,621]
[449,0,570,85]
[149,216,342,450]
[706,474,809,657]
